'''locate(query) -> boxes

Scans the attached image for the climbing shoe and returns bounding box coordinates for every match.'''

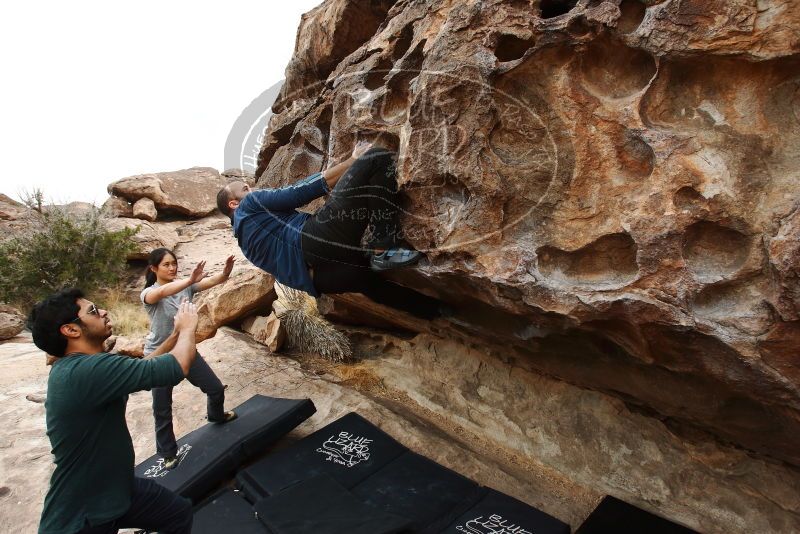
[370,248,423,271]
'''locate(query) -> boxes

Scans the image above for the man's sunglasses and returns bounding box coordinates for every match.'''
[69,303,99,324]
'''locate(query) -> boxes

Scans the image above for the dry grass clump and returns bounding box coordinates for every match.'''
[97,287,150,337]
[274,284,351,362]
[333,363,385,393]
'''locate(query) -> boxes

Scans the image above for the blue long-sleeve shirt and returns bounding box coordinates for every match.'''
[233,172,329,296]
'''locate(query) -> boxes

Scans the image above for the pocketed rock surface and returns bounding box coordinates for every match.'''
[257,0,800,470]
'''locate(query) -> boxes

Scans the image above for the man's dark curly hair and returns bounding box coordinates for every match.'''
[27,288,84,357]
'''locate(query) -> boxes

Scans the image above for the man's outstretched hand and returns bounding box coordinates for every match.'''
[171,300,200,375]
[173,300,199,334]
[352,140,373,159]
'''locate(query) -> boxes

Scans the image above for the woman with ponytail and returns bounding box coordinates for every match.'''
[141,248,237,469]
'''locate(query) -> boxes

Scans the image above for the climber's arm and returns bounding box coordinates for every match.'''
[321,140,374,189]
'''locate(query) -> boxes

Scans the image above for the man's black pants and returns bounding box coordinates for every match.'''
[301,148,439,319]
[77,477,192,533]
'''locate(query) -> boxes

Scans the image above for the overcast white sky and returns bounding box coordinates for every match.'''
[0,0,321,205]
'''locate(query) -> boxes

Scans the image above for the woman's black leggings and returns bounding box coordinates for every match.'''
[301,148,439,319]
[151,352,224,458]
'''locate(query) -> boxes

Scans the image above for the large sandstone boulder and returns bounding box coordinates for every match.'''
[132,198,158,222]
[103,218,179,261]
[109,336,145,358]
[256,0,800,468]
[0,304,25,340]
[101,195,133,218]
[108,167,226,218]
[195,267,276,341]
[271,0,397,115]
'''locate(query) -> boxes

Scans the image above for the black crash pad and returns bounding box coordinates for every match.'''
[253,474,411,534]
[237,411,407,501]
[135,394,315,501]
[192,488,266,534]
[237,412,566,533]
[576,496,698,534]
[351,450,483,532]
[439,488,571,534]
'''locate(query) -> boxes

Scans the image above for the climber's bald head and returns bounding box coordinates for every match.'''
[216,181,251,218]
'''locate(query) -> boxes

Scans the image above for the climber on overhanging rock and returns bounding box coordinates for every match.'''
[216,140,441,320]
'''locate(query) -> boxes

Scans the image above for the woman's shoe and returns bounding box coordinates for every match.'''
[163,456,180,470]
[208,410,237,424]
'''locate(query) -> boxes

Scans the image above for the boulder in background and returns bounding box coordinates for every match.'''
[108,167,226,218]
[195,267,276,341]
[132,198,158,222]
[241,312,286,352]
[0,304,25,341]
[101,195,133,218]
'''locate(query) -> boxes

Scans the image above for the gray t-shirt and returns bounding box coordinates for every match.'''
[141,282,199,356]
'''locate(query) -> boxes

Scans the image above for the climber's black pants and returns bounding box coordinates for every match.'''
[301,148,438,319]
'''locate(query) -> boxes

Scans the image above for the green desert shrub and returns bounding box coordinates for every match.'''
[0,199,138,312]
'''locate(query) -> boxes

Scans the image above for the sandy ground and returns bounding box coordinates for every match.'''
[0,334,51,533]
